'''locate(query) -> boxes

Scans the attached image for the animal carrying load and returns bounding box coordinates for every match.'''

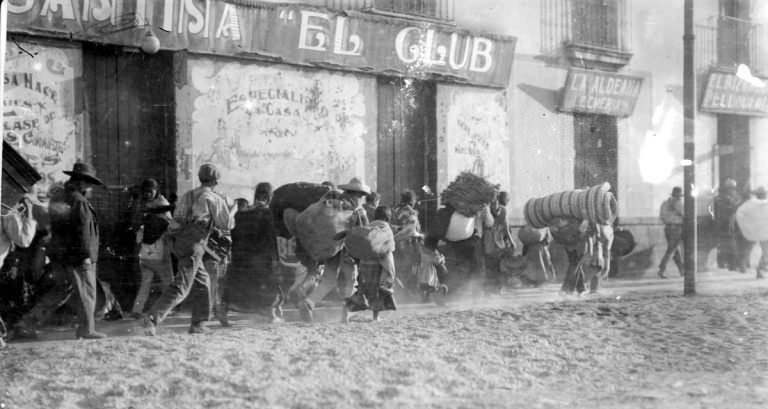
[440,172,498,217]
[736,199,768,242]
[293,199,353,261]
[344,220,395,260]
[524,183,617,229]
[271,182,332,238]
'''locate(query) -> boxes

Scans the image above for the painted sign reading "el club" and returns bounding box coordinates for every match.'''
[7,0,517,88]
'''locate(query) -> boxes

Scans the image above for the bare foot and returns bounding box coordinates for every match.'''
[341,306,350,324]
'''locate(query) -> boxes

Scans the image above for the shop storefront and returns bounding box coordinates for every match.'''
[558,67,644,196]
[4,0,517,216]
[700,68,768,190]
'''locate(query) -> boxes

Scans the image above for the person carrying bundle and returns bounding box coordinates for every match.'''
[342,206,397,323]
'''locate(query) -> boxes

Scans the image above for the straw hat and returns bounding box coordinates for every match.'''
[338,177,371,195]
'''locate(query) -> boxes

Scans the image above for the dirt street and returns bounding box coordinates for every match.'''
[1,272,767,409]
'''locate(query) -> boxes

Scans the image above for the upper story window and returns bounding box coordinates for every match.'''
[541,0,631,70]
[324,0,453,22]
[570,0,622,49]
[374,0,435,17]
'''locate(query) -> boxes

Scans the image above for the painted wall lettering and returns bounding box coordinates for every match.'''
[560,68,644,117]
[2,42,80,200]
[700,71,768,116]
[177,59,373,200]
[8,1,516,88]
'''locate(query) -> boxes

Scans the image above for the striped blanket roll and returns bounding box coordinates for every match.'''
[524,183,617,228]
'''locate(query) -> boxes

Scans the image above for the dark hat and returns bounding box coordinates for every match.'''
[338,177,371,195]
[671,186,682,197]
[255,182,273,197]
[63,162,105,186]
[141,178,160,191]
[198,163,220,183]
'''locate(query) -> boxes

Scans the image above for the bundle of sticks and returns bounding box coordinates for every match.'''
[440,172,498,217]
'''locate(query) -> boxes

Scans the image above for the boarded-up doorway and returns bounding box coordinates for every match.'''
[574,113,618,195]
[377,77,437,227]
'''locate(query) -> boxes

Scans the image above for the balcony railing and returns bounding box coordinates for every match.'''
[717,15,766,74]
[540,0,631,56]
[324,0,454,22]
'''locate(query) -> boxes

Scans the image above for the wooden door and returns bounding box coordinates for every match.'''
[717,114,751,189]
[82,45,176,306]
[574,113,618,195]
[377,77,437,226]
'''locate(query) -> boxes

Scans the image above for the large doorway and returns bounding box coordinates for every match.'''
[377,77,437,227]
[574,113,618,195]
[717,114,751,189]
[82,45,176,306]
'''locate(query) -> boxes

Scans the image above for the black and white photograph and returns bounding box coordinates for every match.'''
[0,0,767,408]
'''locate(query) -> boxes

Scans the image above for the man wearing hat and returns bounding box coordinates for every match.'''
[658,186,684,278]
[297,177,370,320]
[144,163,233,335]
[14,162,107,340]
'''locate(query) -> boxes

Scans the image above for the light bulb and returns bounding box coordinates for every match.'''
[141,29,160,54]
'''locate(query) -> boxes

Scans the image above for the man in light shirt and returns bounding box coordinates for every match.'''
[143,164,233,335]
[658,186,684,279]
[0,197,36,348]
[130,179,173,319]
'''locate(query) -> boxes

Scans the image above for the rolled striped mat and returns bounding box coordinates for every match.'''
[524,183,617,228]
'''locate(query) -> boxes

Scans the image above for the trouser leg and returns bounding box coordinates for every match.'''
[204,257,224,318]
[69,262,97,335]
[132,261,155,314]
[150,246,208,325]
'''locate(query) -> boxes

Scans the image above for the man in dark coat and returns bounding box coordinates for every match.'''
[14,163,107,339]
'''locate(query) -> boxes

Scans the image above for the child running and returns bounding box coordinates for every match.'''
[416,236,449,305]
[342,206,397,323]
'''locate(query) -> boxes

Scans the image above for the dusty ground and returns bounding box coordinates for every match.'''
[1,273,768,409]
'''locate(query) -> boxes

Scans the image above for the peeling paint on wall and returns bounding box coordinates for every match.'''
[175,58,375,200]
[2,41,80,201]
[437,85,510,195]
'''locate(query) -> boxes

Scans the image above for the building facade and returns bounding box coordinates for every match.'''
[4,0,768,276]
[456,0,768,274]
[2,0,516,257]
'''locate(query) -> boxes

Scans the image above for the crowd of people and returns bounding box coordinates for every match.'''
[0,162,528,342]
[4,162,762,345]
[658,180,768,279]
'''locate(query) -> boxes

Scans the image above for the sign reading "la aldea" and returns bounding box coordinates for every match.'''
[560,68,643,117]
[7,0,516,88]
[700,70,768,116]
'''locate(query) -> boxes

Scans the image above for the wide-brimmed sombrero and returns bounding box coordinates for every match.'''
[63,162,105,186]
[338,177,371,195]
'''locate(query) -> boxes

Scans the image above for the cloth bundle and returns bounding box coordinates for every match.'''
[293,199,353,261]
[444,212,475,242]
[736,199,768,242]
[524,183,617,229]
[271,182,332,238]
[344,220,395,260]
[440,172,497,217]
[517,225,550,245]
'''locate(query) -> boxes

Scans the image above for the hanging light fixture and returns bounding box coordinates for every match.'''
[140,28,160,55]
